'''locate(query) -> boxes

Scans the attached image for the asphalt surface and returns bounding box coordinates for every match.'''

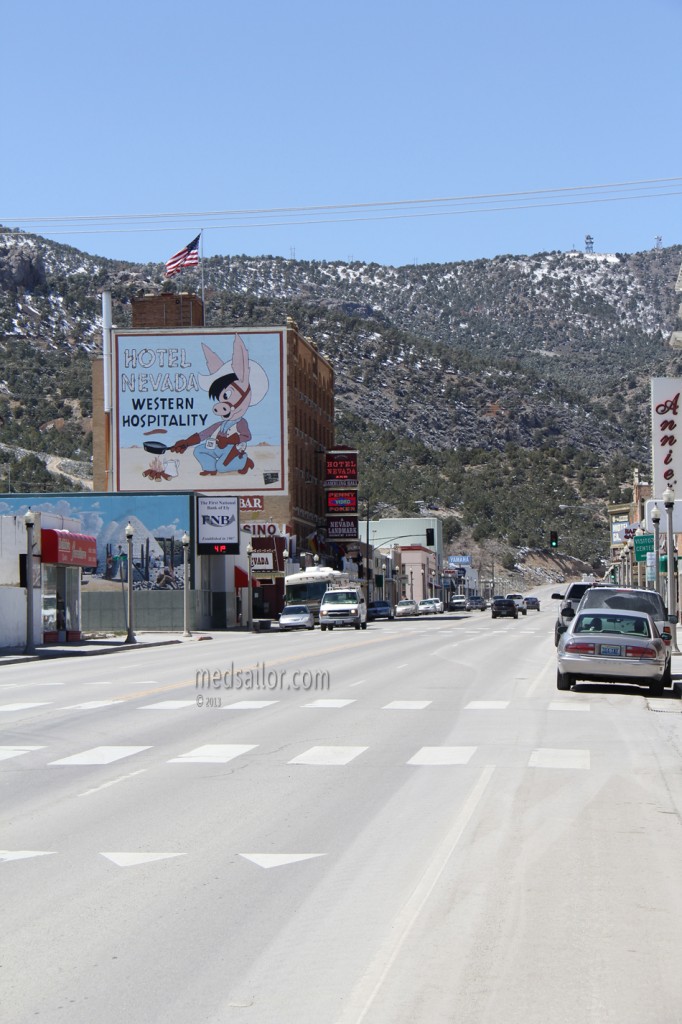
[3,591,682,1023]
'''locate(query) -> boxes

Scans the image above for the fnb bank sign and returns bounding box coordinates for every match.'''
[201,514,236,527]
[651,379,682,494]
[196,495,239,554]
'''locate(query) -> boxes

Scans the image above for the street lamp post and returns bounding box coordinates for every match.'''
[125,521,136,644]
[281,545,289,615]
[182,532,191,637]
[246,543,253,631]
[24,508,35,655]
[621,542,630,587]
[634,527,644,588]
[652,504,661,596]
[663,487,678,651]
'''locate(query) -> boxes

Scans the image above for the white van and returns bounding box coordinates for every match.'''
[319,587,367,630]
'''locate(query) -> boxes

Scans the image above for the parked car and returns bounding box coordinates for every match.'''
[468,596,487,611]
[525,596,540,611]
[395,599,420,618]
[367,600,395,621]
[278,605,315,631]
[552,579,595,645]
[574,585,673,686]
[506,593,527,615]
[557,607,667,695]
[491,596,518,619]
[449,595,471,612]
[418,597,444,615]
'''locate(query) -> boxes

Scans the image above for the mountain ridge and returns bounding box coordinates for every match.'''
[1,228,681,563]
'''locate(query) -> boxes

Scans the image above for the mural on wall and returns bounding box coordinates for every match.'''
[0,494,192,591]
[114,330,286,493]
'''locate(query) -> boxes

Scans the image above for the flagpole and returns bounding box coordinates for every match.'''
[200,228,206,325]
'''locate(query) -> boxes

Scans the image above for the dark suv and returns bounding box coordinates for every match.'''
[367,600,394,621]
[552,581,594,645]
[491,596,518,619]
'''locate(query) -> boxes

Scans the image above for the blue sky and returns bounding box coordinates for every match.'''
[2,0,680,268]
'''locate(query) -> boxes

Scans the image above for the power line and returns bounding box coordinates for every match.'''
[1,177,680,238]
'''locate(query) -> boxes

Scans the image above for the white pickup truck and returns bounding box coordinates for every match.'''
[506,593,528,616]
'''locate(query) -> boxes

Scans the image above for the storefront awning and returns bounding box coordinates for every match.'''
[41,529,98,568]
[235,566,260,588]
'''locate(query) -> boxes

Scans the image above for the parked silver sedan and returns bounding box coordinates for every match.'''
[395,599,420,618]
[557,608,667,695]
[278,605,315,631]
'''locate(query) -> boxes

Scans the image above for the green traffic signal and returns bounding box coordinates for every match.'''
[550,530,558,548]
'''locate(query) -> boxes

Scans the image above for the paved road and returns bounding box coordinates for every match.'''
[3,595,682,1023]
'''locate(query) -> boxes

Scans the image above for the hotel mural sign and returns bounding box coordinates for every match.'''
[112,330,287,494]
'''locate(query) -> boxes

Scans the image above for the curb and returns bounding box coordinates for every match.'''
[0,637,184,666]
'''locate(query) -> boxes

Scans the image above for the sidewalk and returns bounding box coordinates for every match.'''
[0,632,213,666]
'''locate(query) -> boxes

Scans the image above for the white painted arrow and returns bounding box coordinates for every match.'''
[100,852,187,867]
[0,850,55,862]
[240,853,325,869]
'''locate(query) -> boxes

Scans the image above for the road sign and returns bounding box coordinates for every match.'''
[633,533,654,562]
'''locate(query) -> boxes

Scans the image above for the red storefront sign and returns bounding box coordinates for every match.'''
[325,451,358,487]
[41,529,98,567]
[239,496,264,511]
[326,489,358,514]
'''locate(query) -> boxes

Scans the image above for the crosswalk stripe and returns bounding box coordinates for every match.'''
[465,701,509,710]
[528,748,590,769]
[222,700,279,710]
[289,746,368,766]
[49,746,151,766]
[407,747,477,766]
[0,745,45,761]
[61,701,124,710]
[168,744,257,764]
[0,703,52,712]
[383,701,432,710]
[302,699,356,708]
[138,700,196,710]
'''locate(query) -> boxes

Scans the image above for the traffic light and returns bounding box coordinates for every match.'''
[426,528,434,545]
[550,530,559,548]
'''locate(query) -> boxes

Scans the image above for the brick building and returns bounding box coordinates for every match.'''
[92,295,334,557]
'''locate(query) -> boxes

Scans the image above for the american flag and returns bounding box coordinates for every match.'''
[164,234,201,277]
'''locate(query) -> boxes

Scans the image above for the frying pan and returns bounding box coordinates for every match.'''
[143,440,173,454]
